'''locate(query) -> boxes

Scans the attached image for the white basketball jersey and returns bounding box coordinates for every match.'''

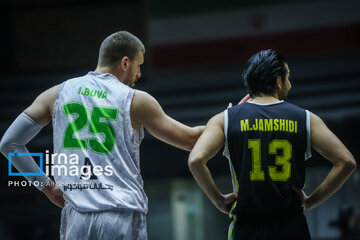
[52,71,148,213]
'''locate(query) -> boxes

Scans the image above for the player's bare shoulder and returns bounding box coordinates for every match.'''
[46,84,61,107]
[38,84,62,114]
[132,90,157,107]
[130,90,162,129]
[24,84,61,126]
[208,111,225,128]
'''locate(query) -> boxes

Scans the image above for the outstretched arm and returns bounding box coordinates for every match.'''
[295,112,356,210]
[0,85,64,208]
[188,112,237,214]
[130,90,204,151]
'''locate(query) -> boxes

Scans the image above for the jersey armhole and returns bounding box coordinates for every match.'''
[305,110,312,160]
[223,109,229,158]
[52,82,65,122]
[223,110,238,192]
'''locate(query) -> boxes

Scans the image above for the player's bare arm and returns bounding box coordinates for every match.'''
[130,90,204,151]
[294,112,356,210]
[0,85,65,208]
[188,112,237,214]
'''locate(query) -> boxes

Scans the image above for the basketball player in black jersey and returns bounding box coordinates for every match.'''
[188,49,356,240]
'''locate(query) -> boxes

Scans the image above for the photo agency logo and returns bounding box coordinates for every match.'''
[8,150,44,176]
[8,150,114,182]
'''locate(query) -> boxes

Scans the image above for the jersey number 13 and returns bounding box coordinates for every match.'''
[248,139,292,182]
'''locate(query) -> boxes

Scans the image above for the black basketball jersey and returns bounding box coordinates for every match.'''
[224,101,311,221]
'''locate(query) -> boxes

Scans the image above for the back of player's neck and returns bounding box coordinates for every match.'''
[94,66,123,83]
[250,95,281,104]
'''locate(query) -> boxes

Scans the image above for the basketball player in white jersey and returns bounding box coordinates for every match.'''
[0,31,204,240]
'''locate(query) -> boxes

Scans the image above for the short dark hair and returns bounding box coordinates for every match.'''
[243,49,288,97]
[97,31,145,68]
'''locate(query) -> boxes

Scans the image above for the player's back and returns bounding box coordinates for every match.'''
[224,101,311,221]
[52,71,148,213]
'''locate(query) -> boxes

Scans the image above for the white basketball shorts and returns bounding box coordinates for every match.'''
[60,203,147,240]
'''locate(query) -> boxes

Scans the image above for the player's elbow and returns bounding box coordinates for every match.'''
[340,155,357,173]
[345,157,357,172]
[0,137,11,156]
[188,154,203,171]
[0,133,20,157]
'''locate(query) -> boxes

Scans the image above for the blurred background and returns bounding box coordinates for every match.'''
[0,0,359,239]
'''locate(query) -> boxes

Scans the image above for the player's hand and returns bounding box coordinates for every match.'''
[238,94,251,105]
[293,187,313,210]
[42,181,65,208]
[227,94,251,109]
[215,192,238,214]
